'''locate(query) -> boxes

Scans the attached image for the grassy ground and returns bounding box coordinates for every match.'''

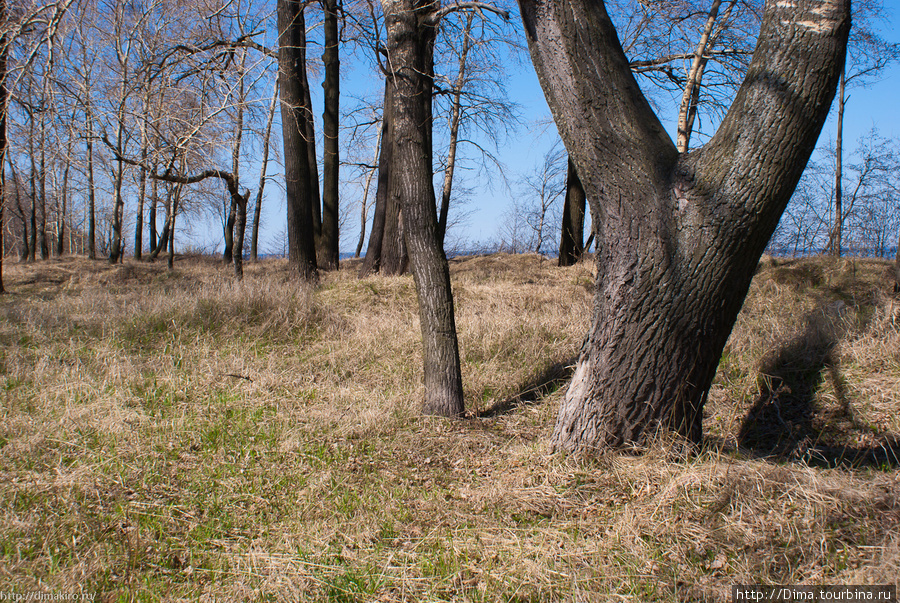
[0,253,898,602]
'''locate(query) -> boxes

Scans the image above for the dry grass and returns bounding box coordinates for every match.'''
[0,253,898,602]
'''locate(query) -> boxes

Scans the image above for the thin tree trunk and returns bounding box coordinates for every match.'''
[359,82,394,277]
[149,183,173,261]
[223,197,237,264]
[167,181,181,271]
[894,233,900,293]
[356,121,382,258]
[86,113,96,259]
[38,115,48,260]
[233,191,249,279]
[830,67,846,257]
[109,78,127,264]
[251,79,279,262]
[299,20,323,259]
[56,140,71,256]
[224,55,246,266]
[320,0,340,269]
[676,0,723,153]
[558,157,585,266]
[149,171,158,252]
[438,10,475,247]
[278,0,318,281]
[383,0,464,417]
[0,0,4,292]
[28,130,36,262]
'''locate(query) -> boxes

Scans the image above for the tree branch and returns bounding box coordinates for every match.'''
[427,2,510,25]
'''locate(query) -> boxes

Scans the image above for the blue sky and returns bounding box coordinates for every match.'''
[184,6,900,257]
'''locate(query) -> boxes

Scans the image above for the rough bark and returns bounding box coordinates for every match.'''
[519,0,850,453]
[382,0,464,417]
[360,82,407,277]
[557,157,585,267]
[278,0,318,281]
[320,0,341,270]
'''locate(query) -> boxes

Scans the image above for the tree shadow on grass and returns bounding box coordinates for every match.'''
[737,304,900,469]
[476,356,577,418]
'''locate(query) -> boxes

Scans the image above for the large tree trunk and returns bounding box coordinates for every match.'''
[278,0,318,281]
[519,0,849,453]
[319,0,340,270]
[382,0,464,417]
[557,157,585,267]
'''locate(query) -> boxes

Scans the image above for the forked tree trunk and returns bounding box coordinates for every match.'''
[558,157,585,267]
[382,0,464,417]
[278,0,318,282]
[519,0,849,452]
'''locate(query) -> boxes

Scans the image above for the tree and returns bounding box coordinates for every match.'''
[0,0,6,294]
[278,0,318,281]
[520,141,565,254]
[518,0,849,452]
[380,0,464,416]
[319,0,340,270]
[827,0,898,257]
[359,81,407,277]
[250,78,279,263]
[557,157,586,266]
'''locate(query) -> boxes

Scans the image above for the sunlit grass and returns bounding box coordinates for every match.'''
[0,253,897,600]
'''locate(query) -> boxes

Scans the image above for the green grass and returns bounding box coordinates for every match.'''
[0,254,897,600]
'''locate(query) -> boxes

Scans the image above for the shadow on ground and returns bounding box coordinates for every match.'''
[476,356,577,418]
[738,303,900,468]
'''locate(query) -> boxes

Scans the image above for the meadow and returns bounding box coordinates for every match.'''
[1,253,898,601]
